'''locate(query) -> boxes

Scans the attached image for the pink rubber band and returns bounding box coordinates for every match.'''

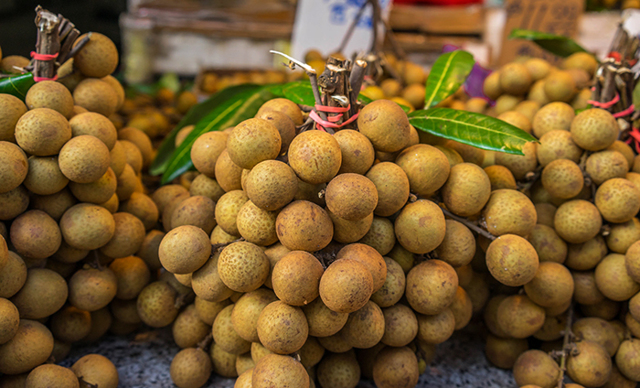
[316,104,350,113]
[588,93,620,109]
[309,109,359,130]
[613,104,635,118]
[625,127,640,153]
[30,51,58,61]
[33,74,58,82]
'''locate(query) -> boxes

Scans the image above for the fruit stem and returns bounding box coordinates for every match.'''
[211,238,244,253]
[427,199,496,241]
[556,305,574,388]
[197,333,213,351]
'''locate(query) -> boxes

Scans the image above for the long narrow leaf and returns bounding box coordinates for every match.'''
[508,29,589,58]
[408,108,537,155]
[160,85,277,184]
[424,50,475,108]
[633,82,640,111]
[150,84,262,176]
[0,73,35,100]
[282,81,315,106]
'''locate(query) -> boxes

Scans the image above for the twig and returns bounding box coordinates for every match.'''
[78,377,98,388]
[33,6,61,81]
[423,198,496,241]
[64,33,90,62]
[349,59,368,116]
[518,168,542,193]
[211,238,244,252]
[197,333,213,351]
[555,306,575,388]
[336,0,369,55]
[174,291,195,309]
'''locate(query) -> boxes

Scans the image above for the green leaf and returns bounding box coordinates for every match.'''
[160,84,278,184]
[281,81,315,106]
[0,73,35,100]
[508,29,589,58]
[408,108,537,155]
[633,82,640,111]
[150,83,263,176]
[424,50,475,108]
[358,93,372,105]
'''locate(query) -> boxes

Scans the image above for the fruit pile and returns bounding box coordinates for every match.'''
[1,22,640,388]
[0,32,162,387]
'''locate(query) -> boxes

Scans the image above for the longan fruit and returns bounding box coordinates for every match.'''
[586,150,629,185]
[68,268,117,312]
[401,83,426,109]
[436,220,476,267]
[118,127,153,167]
[275,200,333,251]
[544,70,576,102]
[73,32,118,78]
[137,281,179,327]
[571,109,618,152]
[380,304,417,347]
[159,225,211,274]
[170,195,216,234]
[512,350,560,388]
[0,142,27,194]
[236,353,256,376]
[256,300,308,354]
[26,364,79,388]
[595,253,640,301]
[484,165,517,190]
[102,75,124,110]
[0,320,54,375]
[0,298,19,344]
[236,201,278,246]
[302,297,349,337]
[483,189,537,237]
[336,243,386,292]
[572,317,620,357]
[535,203,557,228]
[497,295,546,338]
[172,304,210,349]
[257,98,303,125]
[524,262,574,307]
[120,140,143,174]
[596,178,640,223]
[606,218,640,254]
[441,162,491,216]
[231,289,278,342]
[190,131,229,178]
[406,259,458,315]
[580,299,620,321]
[213,148,243,192]
[532,102,575,138]
[333,129,375,175]
[495,94,523,115]
[244,160,297,211]
[566,340,612,387]
[0,251,27,298]
[316,351,359,388]
[325,173,378,221]
[616,339,640,382]
[10,268,68,319]
[59,135,111,184]
[534,314,567,341]
[328,209,373,243]
[365,162,410,217]
[108,256,150,300]
[218,242,270,292]
[449,286,473,330]
[604,364,638,388]
[554,200,602,244]
[500,63,532,95]
[226,118,280,169]
[541,159,584,199]
[71,354,118,388]
[288,130,342,184]
[394,199,445,254]
[135,229,164,271]
[73,78,119,117]
[214,190,248,236]
[10,210,61,260]
[68,168,116,205]
[524,58,551,80]
[416,305,455,344]
[435,145,464,167]
[527,224,567,264]
[252,354,309,388]
[25,81,74,119]
[483,70,502,100]
[0,94,27,142]
[191,252,234,302]
[395,144,450,197]
[319,258,373,314]
[485,335,529,369]
[100,212,146,259]
[272,251,323,306]
[109,298,141,325]
[210,343,238,378]
[357,216,396,255]
[60,203,115,250]
[255,110,296,154]
[340,300,385,349]
[373,346,419,388]
[212,304,251,355]
[118,192,159,230]
[486,234,539,287]
[572,271,605,306]
[495,142,538,182]
[14,108,71,156]
[168,348,212,388]
[536,130,583,169]
[50,305,92,343]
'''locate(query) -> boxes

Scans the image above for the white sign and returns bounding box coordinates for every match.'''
[290,0,393,60]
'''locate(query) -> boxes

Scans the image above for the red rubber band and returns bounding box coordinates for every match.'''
[309,109,359,130]
[316,104,350,113]
[30,51,58,61]
[613,104,635,118]
[588,93,620,109]
[33,75,58,82]
[625,127,640,153]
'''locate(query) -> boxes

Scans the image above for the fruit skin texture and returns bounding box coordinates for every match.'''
[288,130,342,184]
[256,301,308,354]
[512,350,560,388]
[26,364,79,388]
[325,173,378,221]
[0,94,27,142]
[317,351,360,388]
[595,253,640,301]
[137,281,179,328]
[0,298,19,344]
[272,250,323,306]
[319,258,373,314]
[217,242,270,293]
[10,210,61,260]
[159,225,211,274]
[570,108,618,151]
[73,78,119,117]
[395,144,450,197]
[14,108,71,156]
[483,189,537,237]
[357,99,411,152]
[71,354,119,388]
[245,160,298,211]
[68,268,117,312]
[227,118,281,169]
[25,80,74,119]
[442,163,491,217]
[486,234,539,287]
[523,262,574,308]
[170,348,212,388]
[394,199,446,254]
[0,319,54,375]
[10,268,68,319]
[73,32,118,78]
[0,142,27,194]
[497,295,546,339]
[252,354,309,388]
[60,203,116,250]
[626,240,640,282]
[405,259,458,315]
[616,339,640,382]
[566,340,612,387]
[595,178,640,223]
[541,159,584,199]
[554,200,602,244]
[532,102,575,138]
[58,135,111,183]
[366,162,410,217]
[373,346,420,388]
[341,300,385,349]
[275,200,333,252]
[485,334,529,369]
